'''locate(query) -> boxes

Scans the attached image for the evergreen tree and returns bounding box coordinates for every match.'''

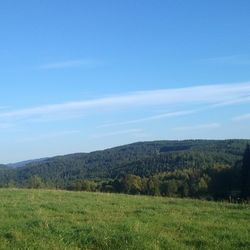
[241,145,250,199]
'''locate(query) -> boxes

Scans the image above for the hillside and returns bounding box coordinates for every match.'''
[0,189,249,250]
[0,164,8,169]
[0,139,249,199]
[7,158,49,168]
[3,139,249,178]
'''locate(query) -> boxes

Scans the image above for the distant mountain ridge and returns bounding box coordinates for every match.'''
[7,158,49,168]
[0,139,249,189]
[0,164,8,170]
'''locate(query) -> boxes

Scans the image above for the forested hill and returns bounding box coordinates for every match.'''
[0,165,8,170]
[7,158,49,168]
[0,140,249,189]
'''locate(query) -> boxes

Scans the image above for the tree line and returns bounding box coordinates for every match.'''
[0,140,249,201]
[8,144,249,201]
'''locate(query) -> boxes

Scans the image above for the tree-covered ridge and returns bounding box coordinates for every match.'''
[16,139,249,177]
[0,139,249,200]
[0,164,7,169]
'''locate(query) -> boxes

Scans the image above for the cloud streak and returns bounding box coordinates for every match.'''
[19,130,80,143]
[232,113,250,122]
[173,123,221,131]
[91,129,143,138]
[0,106,10,110]
[0,123,12,129]
[201,55,250,65]
[1,82,250,122]
[39,59,98,69]
[99,110,196,128]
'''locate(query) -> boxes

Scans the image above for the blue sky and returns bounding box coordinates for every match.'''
[0,0,250,163]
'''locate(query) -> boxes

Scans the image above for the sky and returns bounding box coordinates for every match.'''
[0,0,250,163]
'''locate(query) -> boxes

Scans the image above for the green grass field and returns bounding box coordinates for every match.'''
[0,189,249,250]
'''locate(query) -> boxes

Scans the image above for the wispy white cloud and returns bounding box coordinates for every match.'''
[19,130,80,143]
[0,82,250,122]
[39,59,98,69]
[99,110,196,128]
[201,55,250,65]
[232,113,250,122]
[210,96,250,108]
[22,113,86,124]
[173,123,221,131]
[91,128,143,138]
[0,123,12,129]
[0,106,10,110]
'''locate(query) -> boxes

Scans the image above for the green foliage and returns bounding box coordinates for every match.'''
[121,175,142,194]
[241,144,250,199]
[160,180,178,196]
[0,139,249,200]
[4,139,249,182]
[28,176,45,189]
[145,176,160,196]
[0,189,249,250]
[71,179,97,191]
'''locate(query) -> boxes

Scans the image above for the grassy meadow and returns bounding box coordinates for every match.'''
[0,189,249,250]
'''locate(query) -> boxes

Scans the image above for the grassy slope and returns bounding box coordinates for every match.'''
[0,189,249,250]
